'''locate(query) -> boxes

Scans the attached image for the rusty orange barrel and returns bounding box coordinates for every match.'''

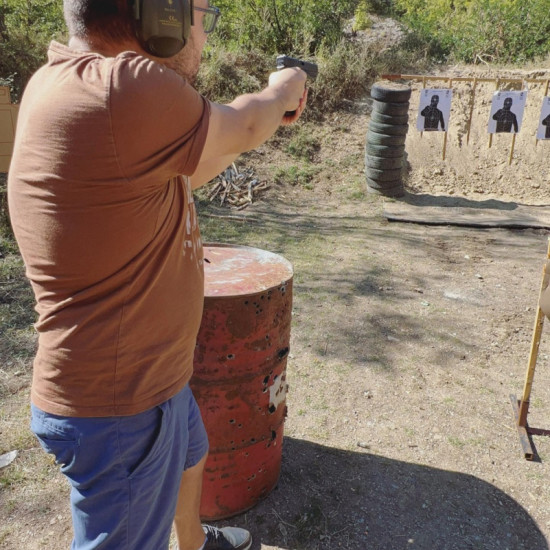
[191,243,293,520]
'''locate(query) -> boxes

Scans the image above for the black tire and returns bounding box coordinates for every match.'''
[368,121,409,136]
[366,176,403,189]
[371,81,412,104]
[366,130,407,147]
[365,167,403,182]
[371,100,410,116]
[366,181,405,198]
[365,143,405,158]
[365,154,403,170]
[370,110,409,126]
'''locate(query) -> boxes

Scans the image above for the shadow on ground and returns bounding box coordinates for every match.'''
[228,437,547,550]
[384,192,550,230]
[400,192,523,210]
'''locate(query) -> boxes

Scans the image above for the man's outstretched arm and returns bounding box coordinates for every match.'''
[191,68,307,189]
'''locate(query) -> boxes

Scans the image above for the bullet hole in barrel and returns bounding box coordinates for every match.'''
[244,300,249,305]
[229,419,235,424]
[248,474,256,481]
[263,375,269,385]
[250,438,256,443]
[262,388,268,393]
[271,430,277,440]
[227,354,235,360]
[278,347,289,359]
[238,424,242,428]
[268,404,276,414]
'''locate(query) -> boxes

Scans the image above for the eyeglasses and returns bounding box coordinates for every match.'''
[194,6,221,34]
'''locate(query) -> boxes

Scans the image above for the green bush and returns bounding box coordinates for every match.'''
[196,37,399,119]
[0,0,67,100]
[311,39,377,112]
[197,46,269,103]
[353,1,372,33]
[212,0,356,56]
[364,0,393,16]
[394,0,550,63]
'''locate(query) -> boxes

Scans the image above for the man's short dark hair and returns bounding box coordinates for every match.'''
[64,0,135,42]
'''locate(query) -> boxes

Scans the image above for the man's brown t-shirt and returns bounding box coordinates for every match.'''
[8,42,210,417]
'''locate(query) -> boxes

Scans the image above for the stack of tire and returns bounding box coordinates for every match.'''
[365,81,412,198]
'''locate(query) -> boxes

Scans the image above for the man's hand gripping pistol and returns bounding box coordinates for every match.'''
[276,55,318,117]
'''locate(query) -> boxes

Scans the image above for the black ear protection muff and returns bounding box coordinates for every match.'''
[132,0,194,58]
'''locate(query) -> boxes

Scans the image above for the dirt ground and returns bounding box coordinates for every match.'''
[3,47,550,550]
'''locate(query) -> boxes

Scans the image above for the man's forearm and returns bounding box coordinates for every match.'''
[225,86,291,151]
[199,68,306,165]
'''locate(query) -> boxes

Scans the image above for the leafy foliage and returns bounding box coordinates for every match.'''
[0,0,67,99]
[353,1,372,33]
[197,46,269,104]
[212,0,356,56]
[394,0,550,63]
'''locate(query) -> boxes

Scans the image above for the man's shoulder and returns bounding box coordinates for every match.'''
[44,41,185,91]
[109,52,190,101]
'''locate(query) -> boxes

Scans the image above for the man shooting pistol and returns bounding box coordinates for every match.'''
[8,1,309,550]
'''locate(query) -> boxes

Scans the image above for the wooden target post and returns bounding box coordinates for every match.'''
[506,81,527,165]
[420,76,427,139]
[510,238,550,460]
[535,79,550,148]
[466,78,478,145]
[442,78,452,160]
[488,79,499,150]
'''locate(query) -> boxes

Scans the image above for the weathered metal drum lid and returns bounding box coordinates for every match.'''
[191,243,293,520]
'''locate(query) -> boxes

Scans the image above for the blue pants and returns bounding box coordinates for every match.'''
[31,385,209,550]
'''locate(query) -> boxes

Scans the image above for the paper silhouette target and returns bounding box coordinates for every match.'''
[488,91,527,134]
[416,89,453,132]
[537,97,550,140]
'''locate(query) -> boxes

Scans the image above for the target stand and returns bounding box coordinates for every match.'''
[510,239,550,460]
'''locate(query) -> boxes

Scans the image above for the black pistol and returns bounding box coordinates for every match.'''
[276,55,318,117]
[276,55,319,80]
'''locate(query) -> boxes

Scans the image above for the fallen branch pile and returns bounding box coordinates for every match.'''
[207,164,269,209]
